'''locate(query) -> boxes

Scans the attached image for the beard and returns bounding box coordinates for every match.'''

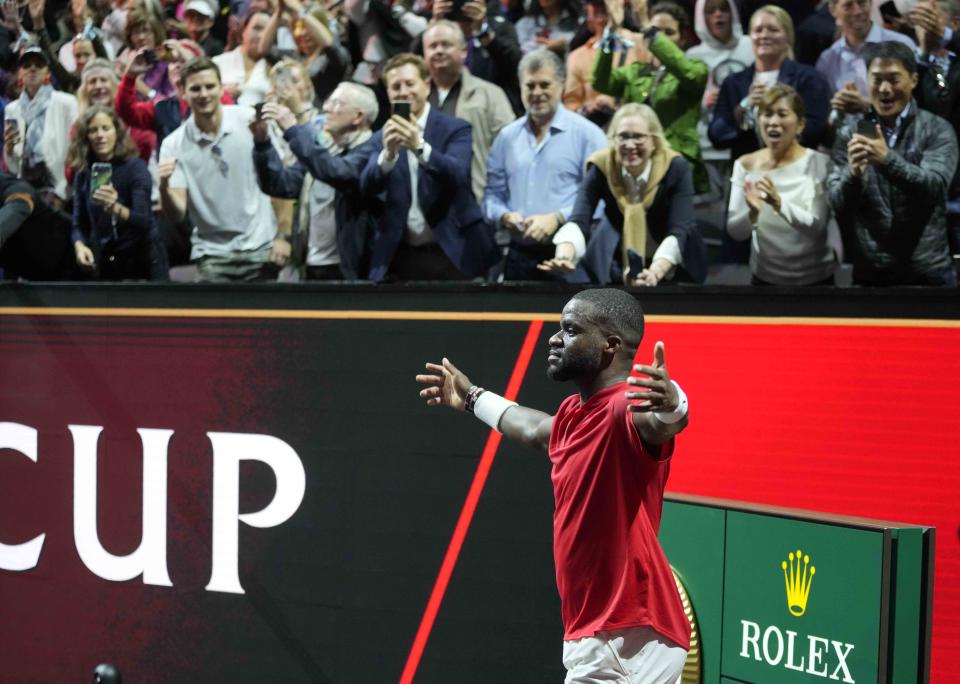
[546,346,598,382]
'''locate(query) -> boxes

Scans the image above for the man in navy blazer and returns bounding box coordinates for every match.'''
[359,53,498,281]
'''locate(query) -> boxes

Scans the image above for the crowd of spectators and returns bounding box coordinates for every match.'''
[0,0,957,286]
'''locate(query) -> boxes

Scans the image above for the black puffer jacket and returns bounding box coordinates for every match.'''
[826,103,957,285]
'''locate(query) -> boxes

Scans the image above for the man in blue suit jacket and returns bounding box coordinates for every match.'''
[359,53,498,282]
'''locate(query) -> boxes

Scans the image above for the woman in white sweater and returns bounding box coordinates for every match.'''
[3,47,79,208]
[727,83,836,285]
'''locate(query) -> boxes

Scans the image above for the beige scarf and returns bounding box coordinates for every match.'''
[586,144,679,283]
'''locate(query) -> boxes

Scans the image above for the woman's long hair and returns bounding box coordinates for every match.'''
[66,105,139,172]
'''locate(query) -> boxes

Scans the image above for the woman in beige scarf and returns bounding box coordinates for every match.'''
[539,102,706,285]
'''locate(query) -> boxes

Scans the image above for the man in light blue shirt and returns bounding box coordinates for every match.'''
[483,48,607,281]
[816,0,916,116]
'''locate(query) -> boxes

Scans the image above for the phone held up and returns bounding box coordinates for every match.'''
[856,118,879,139]
[90,163,112,194]
[392,101,411,121]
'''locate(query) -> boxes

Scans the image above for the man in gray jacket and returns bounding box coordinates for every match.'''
[827,40,958,286]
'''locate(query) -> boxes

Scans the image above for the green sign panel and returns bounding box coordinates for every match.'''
[720,512,887,684]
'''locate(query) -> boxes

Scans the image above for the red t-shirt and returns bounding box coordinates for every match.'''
[549,381,691,649]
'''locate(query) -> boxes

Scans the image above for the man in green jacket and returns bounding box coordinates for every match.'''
[592,1,709,192]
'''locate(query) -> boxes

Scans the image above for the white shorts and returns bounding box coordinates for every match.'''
[562,625,688,684]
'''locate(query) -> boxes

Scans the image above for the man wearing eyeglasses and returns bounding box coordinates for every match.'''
[158,57,283,282]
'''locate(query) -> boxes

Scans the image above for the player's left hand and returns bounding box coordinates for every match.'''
[625,341,678,412]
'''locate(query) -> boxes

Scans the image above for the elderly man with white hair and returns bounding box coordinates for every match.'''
[251,82,382,280]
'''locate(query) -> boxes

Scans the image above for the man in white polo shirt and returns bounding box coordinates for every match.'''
[158,57,281,282]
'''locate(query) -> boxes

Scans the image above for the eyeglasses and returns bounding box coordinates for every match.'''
[616,132,650,143]
[211,143,229,177]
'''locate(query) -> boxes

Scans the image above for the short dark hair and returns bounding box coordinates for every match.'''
[864,40,917,74]
[572,288,645,349]
[181,56,221,86]
[650,1,690,35]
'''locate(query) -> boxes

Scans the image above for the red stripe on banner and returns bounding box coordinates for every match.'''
[398,319,545,684]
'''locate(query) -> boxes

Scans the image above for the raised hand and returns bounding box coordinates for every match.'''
[625,341,678,413]
[262,101,298,131]
[158,158,177,185]
[27,0,44,26]
[416,358,473,411]
[604,0,624,27]
[0,0,20,32]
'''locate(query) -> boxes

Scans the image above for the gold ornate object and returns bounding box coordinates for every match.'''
[672,567,702,684]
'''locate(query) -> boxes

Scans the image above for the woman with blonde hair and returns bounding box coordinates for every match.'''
[727,84,836,285]
[540,103,706,285]
[708,4,831,162]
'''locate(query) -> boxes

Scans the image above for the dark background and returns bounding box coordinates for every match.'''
[0,283,957,683]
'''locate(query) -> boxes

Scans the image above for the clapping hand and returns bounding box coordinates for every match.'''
[830,82,870,115]
[910,0,946,54]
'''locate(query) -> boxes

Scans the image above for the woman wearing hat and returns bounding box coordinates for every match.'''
[3,46,79,208]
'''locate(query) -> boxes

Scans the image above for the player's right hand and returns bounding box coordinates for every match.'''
[416,358,472,411]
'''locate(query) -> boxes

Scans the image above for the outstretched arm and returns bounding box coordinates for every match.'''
[416,358,553,453]
[626,341,689,445]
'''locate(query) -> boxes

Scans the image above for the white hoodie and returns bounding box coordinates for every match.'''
[687,0,755,160]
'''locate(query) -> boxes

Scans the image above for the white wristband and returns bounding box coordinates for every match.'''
[653,380,688,424]
[473,391,517,433]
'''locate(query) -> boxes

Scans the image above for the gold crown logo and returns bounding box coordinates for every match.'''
[781,549,815,617]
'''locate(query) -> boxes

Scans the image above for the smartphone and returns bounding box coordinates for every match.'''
[254,102,265,121]
[446,0,468,21]
[5,119,17,133]
[856,118,878,138]
[392,101,411,120]
[91,162,112,193]
[878,0,900,20]
[627,248,645,275]
[142,48,158,66]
